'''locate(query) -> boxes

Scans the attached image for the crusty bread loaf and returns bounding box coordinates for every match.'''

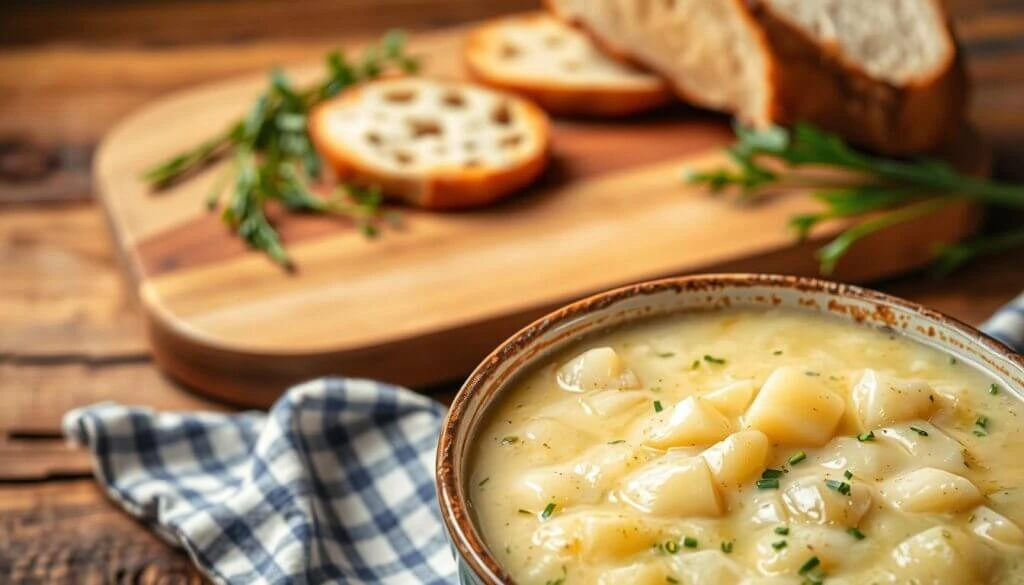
[547,0,967,155]
[464,13,672,117]
[309,78,550,210]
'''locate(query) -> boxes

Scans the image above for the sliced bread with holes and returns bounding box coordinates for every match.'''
[547,0,967,155]
[309,77,550,210]
[464,13,672,117]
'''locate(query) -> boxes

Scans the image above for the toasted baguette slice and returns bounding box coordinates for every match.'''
[548,0,967,155]
[464,13,672,117]
[309,78,550,210]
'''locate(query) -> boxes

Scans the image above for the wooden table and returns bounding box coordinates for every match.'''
[1,0,1023,581]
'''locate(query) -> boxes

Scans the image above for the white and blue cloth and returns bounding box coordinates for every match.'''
[64,379,456,584]
[64,294,1024,585]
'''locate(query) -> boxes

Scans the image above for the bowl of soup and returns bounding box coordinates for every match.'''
[436,274,1024,585]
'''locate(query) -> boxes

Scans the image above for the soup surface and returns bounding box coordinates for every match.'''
[469,309,1024,584]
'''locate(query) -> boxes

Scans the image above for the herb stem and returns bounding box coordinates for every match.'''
[818,197,956,274]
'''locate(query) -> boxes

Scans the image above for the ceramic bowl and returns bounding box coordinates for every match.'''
[435,273,1024,584]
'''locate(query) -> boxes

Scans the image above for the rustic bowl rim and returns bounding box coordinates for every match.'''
[435,273,1024,584]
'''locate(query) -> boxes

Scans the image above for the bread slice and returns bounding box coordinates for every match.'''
[464,13,673,117]
[547,0,967,155]
[309,78,550,210]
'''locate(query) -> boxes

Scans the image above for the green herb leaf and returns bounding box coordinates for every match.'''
[541,502,556,520]
[141,31,419,268]
[687,122,1024,274]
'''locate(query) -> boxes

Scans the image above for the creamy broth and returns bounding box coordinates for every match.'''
[469,310,1024,584]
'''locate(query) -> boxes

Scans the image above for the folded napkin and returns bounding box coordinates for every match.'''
[64,378,455,584]
[64,296,1024,585]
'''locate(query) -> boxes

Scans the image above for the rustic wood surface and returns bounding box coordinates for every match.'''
[95,39,982,405]
[1,0,1023,582]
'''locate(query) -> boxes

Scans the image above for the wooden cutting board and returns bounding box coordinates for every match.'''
[94,23,982,407]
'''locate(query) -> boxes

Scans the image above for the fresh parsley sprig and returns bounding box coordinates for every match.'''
[142,31,419,269]
[686,123,1024,274]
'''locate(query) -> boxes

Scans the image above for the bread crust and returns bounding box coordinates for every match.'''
[464,14,672,117]
[309,79,551,211]
[547,0,968,155]
[741,0,968,155]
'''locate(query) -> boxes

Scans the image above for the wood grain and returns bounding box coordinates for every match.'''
[94,28,984,406]
[0,481,204,583]
[0,205,146,358]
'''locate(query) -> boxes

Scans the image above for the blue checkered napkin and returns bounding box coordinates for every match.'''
[63,378,456,585]
[982,292,1024,353]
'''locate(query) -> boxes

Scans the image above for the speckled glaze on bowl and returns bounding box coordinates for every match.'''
[435,274,1024,584]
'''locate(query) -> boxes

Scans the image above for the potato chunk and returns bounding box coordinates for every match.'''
[851,369,936,430]
[669,550,743,585]
[618,455,724,518]
[704,380,757,417]
[967,506,1024,549]
[877,422,967,474]
[702,430,772,488]
[580,389,648,417]
[556,347,640,392]
[597,562,668,585]
[533,510,661,563]
[518,416,591,463]
[642,396,732,449]
[754,525,864,575]
[781,475,872,527]
[743,367,845,446]
[882,467,983,513]
[815,435,908,482]
[516,442,636,507]
[886,526,995,584]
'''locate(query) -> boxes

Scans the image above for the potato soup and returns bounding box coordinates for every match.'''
[469,309,1024,584]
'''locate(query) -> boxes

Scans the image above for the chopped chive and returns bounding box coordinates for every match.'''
[774,526,790,535]
[773,350,784,355]
[501,435,519,445]
[691,360,701,370]
[975,415,990,429]
[703,354,726,365]
[844,469,854,480]
[788,451,807,465]
[518,509,531,515]
[478,477,490,487]
[541,503,556,520]
[756,478,780,490]
[909,426,929,437]
[666,578,679,584]
[949,356,957,365]
[989,383,1000,395]
[805,371,821,377]
[857,431,875,442]
[825,479,851,495]
[846,527,866,540]
[973,429,987,437]
[664,540,680,554]
[654,400,664,413]
[798,556,821,575]
[607,439,626,445]
[721,540,734,554]
[772,540,788,550]
[761,468,785,479]
[683,536,698,549]
[657,352,675,358]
